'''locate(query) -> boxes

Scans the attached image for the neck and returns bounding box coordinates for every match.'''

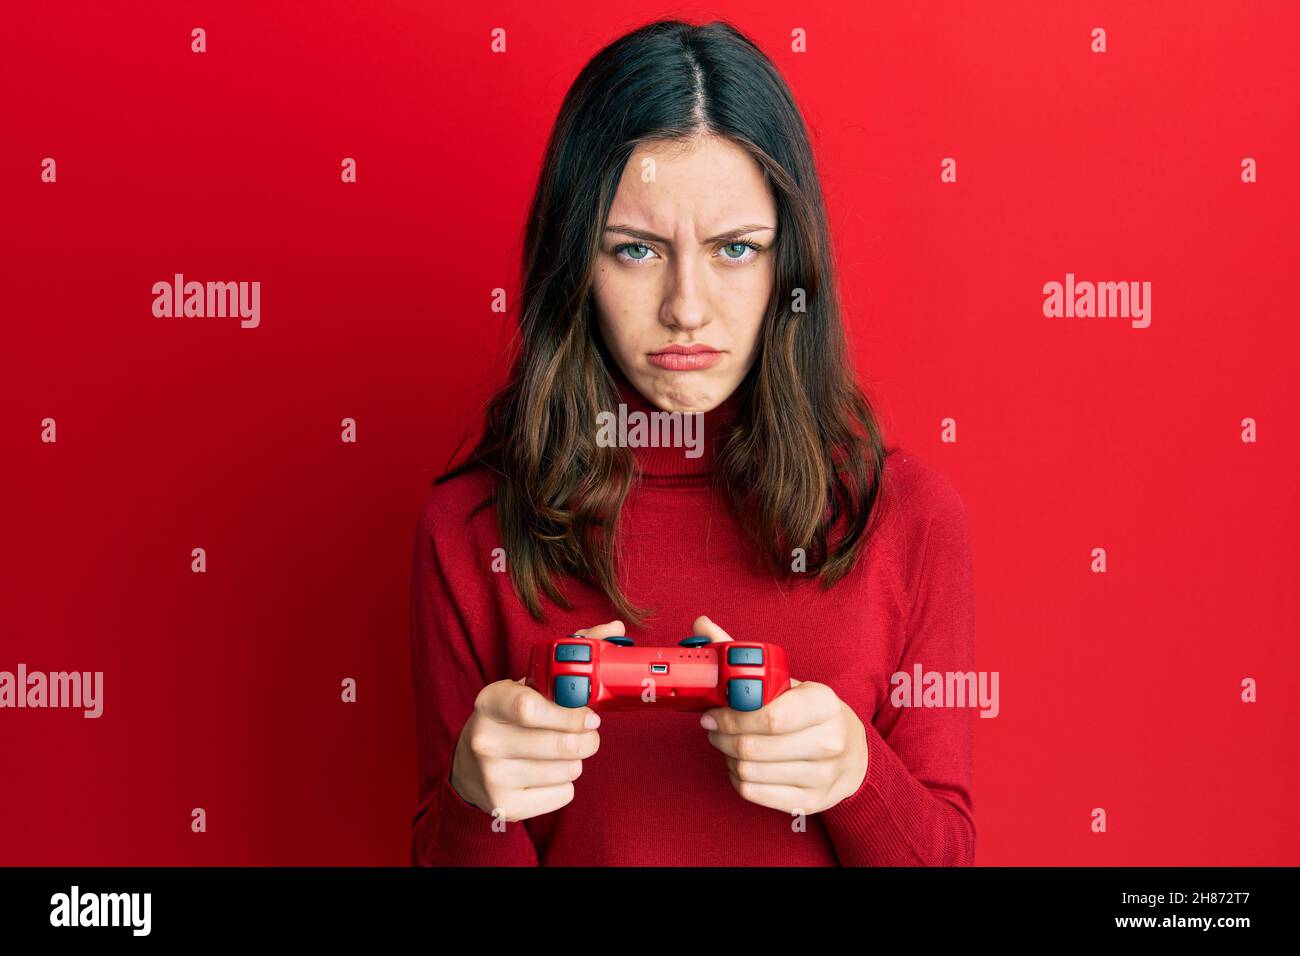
[606,363,740,485]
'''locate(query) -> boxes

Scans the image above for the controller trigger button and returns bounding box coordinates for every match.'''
[727,678,764,712]
[726,646,763,666]
[554,676,591,708]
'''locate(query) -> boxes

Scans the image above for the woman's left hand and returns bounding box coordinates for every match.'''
[692,615,869,815]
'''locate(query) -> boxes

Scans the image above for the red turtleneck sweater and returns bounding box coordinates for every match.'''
[408,373,977,866]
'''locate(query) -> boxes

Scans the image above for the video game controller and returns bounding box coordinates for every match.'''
[525,635,791,712]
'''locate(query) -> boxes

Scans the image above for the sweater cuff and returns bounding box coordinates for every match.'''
[816,719,974,866]
[411,769,539,866]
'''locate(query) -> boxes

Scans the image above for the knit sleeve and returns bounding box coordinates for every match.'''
[408,493,540,866]
[816,469,977,866]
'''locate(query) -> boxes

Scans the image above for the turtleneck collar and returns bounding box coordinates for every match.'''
[606,362,741,486]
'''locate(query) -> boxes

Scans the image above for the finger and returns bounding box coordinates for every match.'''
[691,615,733,643]
[481,721,602,761]
[704,720,839,762]
[569,620,626,641]
[494,782,576,822]
[725,755,837,789]
[726,773,813,815]
[485,679,600,733]
[704,681,839,736]
[494,756,586,789]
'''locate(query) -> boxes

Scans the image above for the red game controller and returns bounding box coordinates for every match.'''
[525,635,791,712]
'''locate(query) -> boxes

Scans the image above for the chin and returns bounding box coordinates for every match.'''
[642,377,724,415]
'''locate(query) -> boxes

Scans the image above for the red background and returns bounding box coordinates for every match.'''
[3,0,1297,865]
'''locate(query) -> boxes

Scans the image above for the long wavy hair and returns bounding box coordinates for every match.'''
[438,19,889,627]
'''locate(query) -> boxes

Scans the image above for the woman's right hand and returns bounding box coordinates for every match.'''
[449,620,624,821]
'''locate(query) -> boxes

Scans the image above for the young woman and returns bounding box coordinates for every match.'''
[409,19,976,866]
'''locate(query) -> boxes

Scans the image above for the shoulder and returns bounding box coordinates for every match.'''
[875,445,972,591]
[879,445,969,527]
[414,464,499,554]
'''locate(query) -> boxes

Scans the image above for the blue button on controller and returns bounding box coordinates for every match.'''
[727,678,764,712]
[554,675,591,708]
[556,644,592,662]
[726,647,764,666]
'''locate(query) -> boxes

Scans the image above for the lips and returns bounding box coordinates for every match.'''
[648,345,724,371]
[654,344,720,354]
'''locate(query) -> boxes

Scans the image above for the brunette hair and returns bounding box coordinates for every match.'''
[438,18,889,626]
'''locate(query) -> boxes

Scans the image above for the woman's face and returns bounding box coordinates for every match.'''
[592,134,777,414]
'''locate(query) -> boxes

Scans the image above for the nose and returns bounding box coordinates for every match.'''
[660,254,709,331]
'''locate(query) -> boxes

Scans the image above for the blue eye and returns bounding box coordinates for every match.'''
[720,241,761,262]
[615,242,654,262]
[610,239,763,265]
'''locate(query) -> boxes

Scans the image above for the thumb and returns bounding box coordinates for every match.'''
[570,620,626,641]
[691,615,734,643]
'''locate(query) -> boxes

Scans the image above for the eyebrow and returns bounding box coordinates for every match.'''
[604,223,776,245]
